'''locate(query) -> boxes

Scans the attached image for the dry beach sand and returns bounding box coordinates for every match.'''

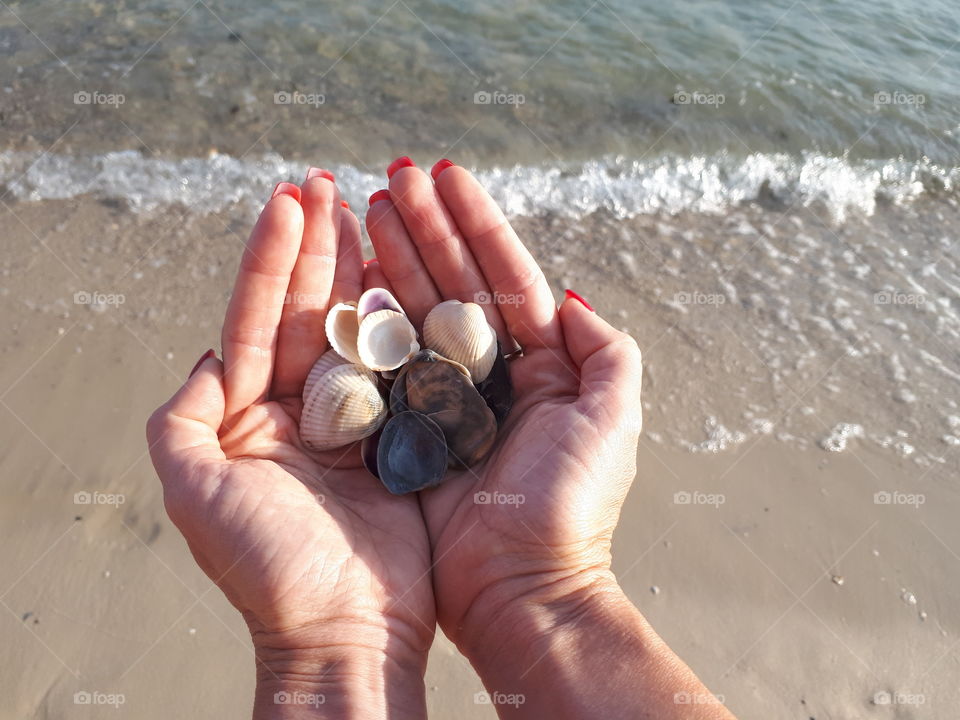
[1,195,958,719]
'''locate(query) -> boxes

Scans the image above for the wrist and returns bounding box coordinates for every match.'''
[456,566,638,670]
[251,622,428,719]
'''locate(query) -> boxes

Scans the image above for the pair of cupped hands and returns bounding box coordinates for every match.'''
[147,158,644,716]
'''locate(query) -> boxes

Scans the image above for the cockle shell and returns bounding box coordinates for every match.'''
[423,300,497,382]
[357,309,420,371]
[300,364,387,451]
[302,349,349,402]
[324,302,362,364]
[357,287,403,320]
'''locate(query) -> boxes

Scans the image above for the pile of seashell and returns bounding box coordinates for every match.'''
[300,288,512,494]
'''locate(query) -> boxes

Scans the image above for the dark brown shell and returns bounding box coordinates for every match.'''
[476,341,513,426]
[404,355,497,468]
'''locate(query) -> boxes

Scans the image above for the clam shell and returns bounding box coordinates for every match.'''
[357,287,403,320]
[324,302,362,364]
[404,355,497,468]
[476,341,513,426]
[357,309,420,372]
[390,350,470,415]
[300,364,387,451]
[302,349,349,402]
[423,300,497,382]
[377,411,448,494]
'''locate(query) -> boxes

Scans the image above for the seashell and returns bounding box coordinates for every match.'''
[423,300,498,382]
[404,354,497,468]
[476,341,513,426]
[302,349,349,402]
[324,302,362,364]
[389,350,470,415]
[357,287,403,320]
[360,427,383,479]
[357,309,420,372]
[300,364,387,451]
[377,411,448,494]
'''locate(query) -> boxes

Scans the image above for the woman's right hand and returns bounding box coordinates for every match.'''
[367,159,731,719]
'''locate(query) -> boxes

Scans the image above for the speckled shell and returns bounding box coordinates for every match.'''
[357,309,420,371]
[423,300,497,382]
[300,364,387,451]
[302,349,349,402]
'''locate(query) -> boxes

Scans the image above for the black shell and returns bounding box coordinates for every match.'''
[377,411,448,494]
[476,341,513,426]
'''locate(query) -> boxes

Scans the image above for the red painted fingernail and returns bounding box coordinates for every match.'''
[363,257,378,267]
[368,189,391,207]
[305,167,335,182]
[271,182,301,202]
[189,349,216,378]
[386,156,415,179]
[341,200,350,209]
[565,289,594,312]
[431,159,454,180]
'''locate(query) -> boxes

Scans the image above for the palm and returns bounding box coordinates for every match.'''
[178,398,432,642]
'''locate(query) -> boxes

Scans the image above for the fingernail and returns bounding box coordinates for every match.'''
[368,189,391,207]
[271,182,301,202]
[363,257,378,267]
[189,349,216,378]
[431,158,454,180]
[564,289,594,312]
[305,167,335,182]
[341,200,350,209]
[386,156,415,179]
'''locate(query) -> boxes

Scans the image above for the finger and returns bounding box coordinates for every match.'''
[147,353,227,491]
[365,189,441,329]
[362,258,395,295]
[331,206,364,305]
[272,171,340,399]
[559,295,643,433]
[222,186,304,425]
[386,161,508,340]
[433,162,563,351]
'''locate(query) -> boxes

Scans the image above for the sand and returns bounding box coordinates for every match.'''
[1,197,957,718]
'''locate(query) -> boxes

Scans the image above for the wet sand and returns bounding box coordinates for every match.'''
[1,197,957,718]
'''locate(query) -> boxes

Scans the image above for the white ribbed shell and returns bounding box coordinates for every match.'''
[300,364,387,451]
[423,300,497,382]
[302,349,349,402]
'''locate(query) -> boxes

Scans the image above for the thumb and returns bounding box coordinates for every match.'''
[558,293,643,433]
[146,351,227,489]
